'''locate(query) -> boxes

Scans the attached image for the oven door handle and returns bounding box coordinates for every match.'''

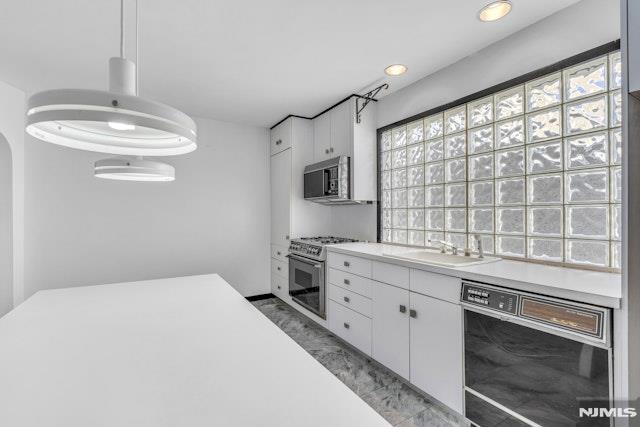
[286,254,322,269]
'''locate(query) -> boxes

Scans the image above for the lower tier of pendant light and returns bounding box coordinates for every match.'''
[94,157,175,182]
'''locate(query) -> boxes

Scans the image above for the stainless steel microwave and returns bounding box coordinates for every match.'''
[303,156,351,204]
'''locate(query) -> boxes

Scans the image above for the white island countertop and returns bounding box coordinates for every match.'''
[327,242,622,309]
[0,274,390,427]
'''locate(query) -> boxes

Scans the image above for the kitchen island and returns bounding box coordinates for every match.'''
[0,274,390,427]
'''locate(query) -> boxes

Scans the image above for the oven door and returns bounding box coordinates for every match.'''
[464,308,612,426]
[287,254,325,318]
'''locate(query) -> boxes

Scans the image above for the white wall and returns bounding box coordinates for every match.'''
[0,136,11,316]
[377,0,621,128]
[24,117,270,298]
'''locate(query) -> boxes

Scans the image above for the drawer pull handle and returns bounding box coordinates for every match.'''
[277,267,281,271]
[409,309,417,318]
[399,305,406,313]
[343,322,350,329]
[344,279,350,285]
[343,296,350,303]
[343,261,350,267]
[330,147,334,153]
[277,285,281,290]
[277,251,281,256]
[276,139,282,145]
[325,149,330,154]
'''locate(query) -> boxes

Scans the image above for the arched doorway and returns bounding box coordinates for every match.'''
[0,134,12,316]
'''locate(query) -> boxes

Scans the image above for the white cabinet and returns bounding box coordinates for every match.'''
[371,281,410,379]
[270,119,291,155]
[329,300,372,356]
[313,112,331,161]
[330,100,351,158]
[409,292,463,413]
[270,149,291,247]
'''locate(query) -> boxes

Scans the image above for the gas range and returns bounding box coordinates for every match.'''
[289,236,358,261]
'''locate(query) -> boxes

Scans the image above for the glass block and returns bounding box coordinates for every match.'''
[445,233,467,249]
[611,166,622,203]
[425,139,444,162]
[381,151,392,170]
[425,162,444,184]
[469,181,494,206]
[495,117,525,148]
[382,171,391,189]
[526,106,561,143]
[382,209,392,228]
[392,148,407,169]
[392,209,408,228]
[565,168,608,203]
[495,85,524,120]
[526,72,561,112]
[565,131,608,170]
[610,51,622,90]
[392,188,407,208]
[392,168,407,188]
[469,208,494,233]
[496,236,525,257]
[496,208,525,235]
[610,128,622,165]
[468,125,494,154]
[392,126,406,148]
[566,240,608,267]
[563,56,607,101]
[496,177,525,206]
[612,204,622,241]
[610,90,622,127]
[382,190,391,208]
[408,230,425,246]
[382,228,392,243]
[527,206,563,237]
[469,153,494,181]
[424,113,444,140]
[474,234,495,255]
[407,165,424,187]
[407,120,424,145]
[425,209,444,230]
[408,187,425,208]
[407,143,425,165]
[566,205,609,239]
[444,133,466,158]
[468,96,493,128]
[445,183,466,207]
[381,131,392,151]
[392,229,408,244]
[445,158,466,182]
[612,241,622,269]
[425,185,444,207]
[527,173,563,205]
[426,231,445,244]
[444,106,466,135]
[495,148,525,177]
[527,140,562,174]
[528,238,563,262]
[408,209,425,230]
[564,94,608,135]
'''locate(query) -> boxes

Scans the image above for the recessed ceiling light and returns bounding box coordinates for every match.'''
[384,64,408,76]
[478,0,512,22]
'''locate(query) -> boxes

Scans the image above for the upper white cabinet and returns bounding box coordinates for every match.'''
[313,112,331,161]
[270,119,291,155]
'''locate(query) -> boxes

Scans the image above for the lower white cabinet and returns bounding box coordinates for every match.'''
[409,292,463,413]
[371,281,410,379]
[329,300,372,356]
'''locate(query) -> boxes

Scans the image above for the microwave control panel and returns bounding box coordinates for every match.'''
[461,283,518,315]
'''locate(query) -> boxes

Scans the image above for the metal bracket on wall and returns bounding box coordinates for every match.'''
[356,83,389,123]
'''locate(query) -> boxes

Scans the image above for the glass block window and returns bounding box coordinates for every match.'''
[379,50,622,269]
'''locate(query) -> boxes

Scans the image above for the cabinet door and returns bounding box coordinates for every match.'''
[410,292,463,413]
[313,113,331,162]
[330,100,352,157]
[371,281,410,378]
[270,149,291,247]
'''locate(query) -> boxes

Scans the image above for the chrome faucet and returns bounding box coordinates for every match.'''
[474,234,484,259]
[428,239,458,255]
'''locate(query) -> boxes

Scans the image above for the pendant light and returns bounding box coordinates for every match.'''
[94,157,175,182]
[25,0,197,157]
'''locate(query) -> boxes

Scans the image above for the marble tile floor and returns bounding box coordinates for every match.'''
[252,297,467,427]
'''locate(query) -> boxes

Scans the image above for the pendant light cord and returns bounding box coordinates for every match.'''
[120,0,125,58]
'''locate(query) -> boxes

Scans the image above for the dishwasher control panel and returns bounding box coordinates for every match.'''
[461,283,518,315]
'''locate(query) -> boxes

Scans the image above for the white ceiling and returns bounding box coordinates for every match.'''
[0,0,580,127]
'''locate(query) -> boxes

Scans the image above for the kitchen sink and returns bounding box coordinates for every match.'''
[382,250,500,268]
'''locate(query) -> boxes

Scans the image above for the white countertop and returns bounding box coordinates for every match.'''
[327,243,622,309]
[0,274,390,427]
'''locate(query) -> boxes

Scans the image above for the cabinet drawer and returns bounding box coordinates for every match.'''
[410,269,461,304]
[327,253,372,278]
[329,300,371,356]
[328,268,372,298]
[372,261,410,289]
[329,284,372,318]
[271,273,288,298]
[271,244,288,262]
[270,121,291,155]
[271,258,288,280]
